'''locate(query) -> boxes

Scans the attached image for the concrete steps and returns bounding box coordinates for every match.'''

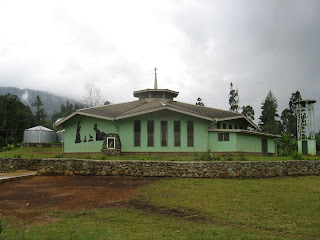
[28,164,40,171]
[0,170,37,184]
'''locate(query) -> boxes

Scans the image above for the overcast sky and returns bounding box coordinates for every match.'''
[0,0,319,130]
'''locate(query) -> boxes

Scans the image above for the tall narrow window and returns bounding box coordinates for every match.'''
[134,120,141,147]
[147,120,154,147]
[187,121,194,147]
[161,121,167,147]
[174,121,181,147]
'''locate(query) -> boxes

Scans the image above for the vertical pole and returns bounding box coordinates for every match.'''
[310,103,315,139]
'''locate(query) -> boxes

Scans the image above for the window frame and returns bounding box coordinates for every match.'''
[134,120,141,147]
[187,121,194,147]
[218,133,230,142]
[174,120,181,147]
[147,120,154,147]
[107,137,115,149]
[161,121,168,147]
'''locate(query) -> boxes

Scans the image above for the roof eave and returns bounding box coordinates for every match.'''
[54,112,113,127]
[217,115,258,129]
[114,105,215,122]
[207,128,281,138]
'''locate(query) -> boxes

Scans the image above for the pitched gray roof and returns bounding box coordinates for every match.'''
[55,98,256,128]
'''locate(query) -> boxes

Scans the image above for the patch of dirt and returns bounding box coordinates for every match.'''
[121,199,205,221]
[0,176,158,224]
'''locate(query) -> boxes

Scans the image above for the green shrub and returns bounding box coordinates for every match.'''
[0,136,6,149]
[238,152,247,161]
[0,218,3,234]
[291,151,303,160]
[277,148,286,157]
[3,144,15,151]
[98,155,107,160]
[13,153,22,158]
[223,153,234,161]
[213,156,220,161]
[84,154,92,159]
[199,150,214,161]
[55,154,63,158]
[193,152,199,161]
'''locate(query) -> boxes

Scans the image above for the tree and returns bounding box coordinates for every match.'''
[229,82,239,112]
[259,90,282,134]
[51,101,83,124]
[104,101,111,105]
[83,81,102,107]
[241,105,255,120]
[316,131,320,154]
[281,91,302,137]
[195,97,205,106]
[31,95,47,126]
[277,132,298,156]
[0,94,34,147]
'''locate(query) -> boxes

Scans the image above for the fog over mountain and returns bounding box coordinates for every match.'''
[0,86,80,116]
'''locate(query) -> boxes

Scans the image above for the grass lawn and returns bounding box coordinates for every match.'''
[1,147,319,161]
[1,176,320,239]
[0,147,62,159]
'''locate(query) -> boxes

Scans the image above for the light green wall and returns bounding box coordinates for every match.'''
[64,115,118,153]
[208,132,276,154]
[208,132,237,152]
[236,134,275,153]
[267,138,276,153]
[298,139,316,156]
[236,134,261,153]
[118,110,208,152]
[63,110,276,155]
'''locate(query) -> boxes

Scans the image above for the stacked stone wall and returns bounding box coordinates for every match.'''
[0,158,41,172]
[37,159,320,178]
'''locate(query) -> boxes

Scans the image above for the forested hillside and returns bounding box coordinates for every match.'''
[0,87,80,116]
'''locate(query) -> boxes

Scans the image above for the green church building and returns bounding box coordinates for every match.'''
[55,74,279,157]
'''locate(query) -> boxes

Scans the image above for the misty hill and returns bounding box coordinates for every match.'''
[0,87,81,117]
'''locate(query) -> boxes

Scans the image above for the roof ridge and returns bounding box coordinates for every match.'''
[76,99,145,112]
[116,98,165,117]
[173,100,243,116]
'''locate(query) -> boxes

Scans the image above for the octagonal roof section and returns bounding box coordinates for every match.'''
[133,88,179,101]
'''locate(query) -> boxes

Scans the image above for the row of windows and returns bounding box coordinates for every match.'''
[217,123,243,130]
[134,120,194,147]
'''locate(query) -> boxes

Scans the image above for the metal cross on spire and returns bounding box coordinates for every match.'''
[154,67,158,89]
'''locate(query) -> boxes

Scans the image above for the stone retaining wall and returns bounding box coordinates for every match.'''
[0,158,41,172]
[37,159,320,178]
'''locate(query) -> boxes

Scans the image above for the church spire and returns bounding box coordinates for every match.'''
[154,67,158,89]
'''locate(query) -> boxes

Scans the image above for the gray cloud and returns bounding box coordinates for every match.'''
[0,0,319,130]
[170,0,320,129]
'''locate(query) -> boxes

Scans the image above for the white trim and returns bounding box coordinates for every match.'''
[207,128,281,138]
[217,115,257,129]
[54,112,113,127]
[107,137,115,149]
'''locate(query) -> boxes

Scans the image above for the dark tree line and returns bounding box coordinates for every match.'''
[0,93,85,148]
[50,101,83,124]
[227,86,318,155]
[0,94,35,148]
